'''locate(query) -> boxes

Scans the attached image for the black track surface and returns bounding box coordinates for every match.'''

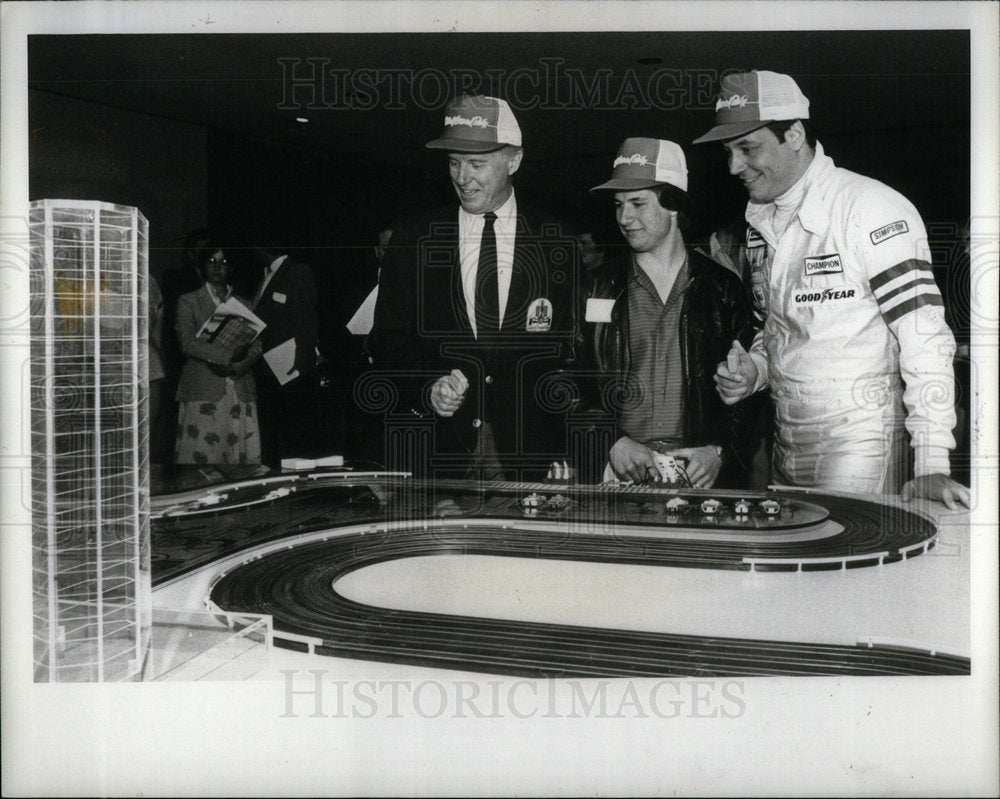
[153,479,933,582]
[204,483,966,677]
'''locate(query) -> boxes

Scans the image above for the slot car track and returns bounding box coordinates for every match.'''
[208,524,965,677]
[152,477,939,582]
[187,478,968,677]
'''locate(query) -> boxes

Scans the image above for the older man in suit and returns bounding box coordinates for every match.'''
[367,95,579,480]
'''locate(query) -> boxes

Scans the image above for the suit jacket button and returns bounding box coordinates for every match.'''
[484,375,493,385]
[472,418,482,428]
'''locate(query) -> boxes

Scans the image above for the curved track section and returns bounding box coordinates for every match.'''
[209,515,965,677]
[154,481,938,586]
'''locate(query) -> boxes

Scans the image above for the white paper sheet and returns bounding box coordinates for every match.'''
[346,285,378,335]
[262,338,298,384]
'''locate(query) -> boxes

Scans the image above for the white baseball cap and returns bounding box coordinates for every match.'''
[426,94,522,152]
[693,70,810,144]
[590,138,688,193]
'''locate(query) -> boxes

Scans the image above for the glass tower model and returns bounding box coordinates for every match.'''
[29,199,152,681]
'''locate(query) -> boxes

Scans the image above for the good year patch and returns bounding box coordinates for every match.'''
[792,286,859,307]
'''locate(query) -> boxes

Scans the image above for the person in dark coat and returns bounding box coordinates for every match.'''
[579,137,756,488]
[250,245,319,465]
[367,94,579,481]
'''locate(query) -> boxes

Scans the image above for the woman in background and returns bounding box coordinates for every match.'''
[174,241,262,465]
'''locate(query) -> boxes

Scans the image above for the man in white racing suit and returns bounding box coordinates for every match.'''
[696,70,969,508]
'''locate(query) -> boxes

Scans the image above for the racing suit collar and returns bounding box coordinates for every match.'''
[745,141,833,241]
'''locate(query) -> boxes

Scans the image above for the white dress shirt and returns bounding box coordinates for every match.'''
[458,190,517,338]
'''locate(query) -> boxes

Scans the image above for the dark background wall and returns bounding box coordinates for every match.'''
[28,30,971,328]
[28,90,208,281]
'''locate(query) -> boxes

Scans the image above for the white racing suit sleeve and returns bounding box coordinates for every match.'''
[747,328,769,394]
[740,223,771,396]
[853,190,957,477]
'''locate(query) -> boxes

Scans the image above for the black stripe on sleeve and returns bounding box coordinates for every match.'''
[875,276,941,307]
[881,293,944,325]
[868,259,931,292]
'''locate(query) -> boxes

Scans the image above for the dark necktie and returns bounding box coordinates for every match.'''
[474,211,499,335]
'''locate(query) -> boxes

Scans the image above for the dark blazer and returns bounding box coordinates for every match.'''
[253,256,318,380]
[577,248,760,487]
[175,286,261,402]
[367,201,579,478]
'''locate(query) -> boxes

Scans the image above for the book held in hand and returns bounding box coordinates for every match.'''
[196,297,266,359]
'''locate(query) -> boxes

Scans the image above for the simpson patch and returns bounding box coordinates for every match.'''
[803,253,843,276]
[870,220,909,245]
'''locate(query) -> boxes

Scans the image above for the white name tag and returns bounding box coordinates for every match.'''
[585,298,615,323]
[272,292,287,304]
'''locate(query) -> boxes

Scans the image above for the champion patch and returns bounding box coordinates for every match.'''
[803,253,844,276]
[870,220,909,245]
[526,297,552,332]
[792,286,859,307]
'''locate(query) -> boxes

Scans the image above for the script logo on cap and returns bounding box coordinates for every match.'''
[445,115,490,129]
[613,154,650,168]
[716,94,749,111]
